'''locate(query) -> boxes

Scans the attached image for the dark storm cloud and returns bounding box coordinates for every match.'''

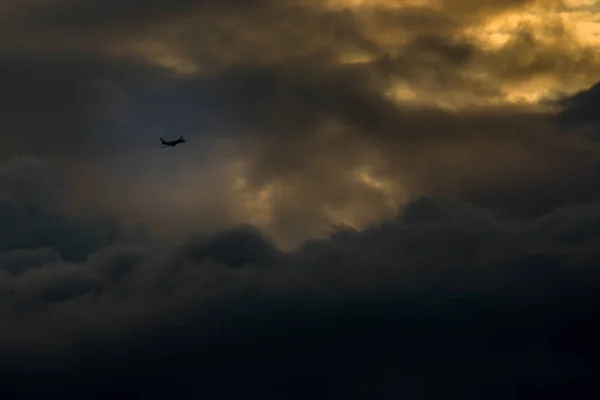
[559,80,600,125]
[4,46,595,244]
[553,79,600,144]
[207,65,600,223]
[181,225,280,267]
[8,0,202,30]
[0,156,144,263]
[1,0,599,248]
[3,0,256,31]
[3,0,535,36]
[1,170,600,398]
[3,0,587,83]
[1,2,600,399]
[0,49,175,159]
[2,1,600,395]
[1,0,595,160]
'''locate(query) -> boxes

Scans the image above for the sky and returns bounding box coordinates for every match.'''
[2,0,600,398]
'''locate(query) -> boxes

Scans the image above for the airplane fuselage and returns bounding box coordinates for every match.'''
[160,137,186,147]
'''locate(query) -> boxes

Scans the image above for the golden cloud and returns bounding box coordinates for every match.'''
[4,0,600,248]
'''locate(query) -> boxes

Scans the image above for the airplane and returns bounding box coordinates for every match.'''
[160,136,186,148]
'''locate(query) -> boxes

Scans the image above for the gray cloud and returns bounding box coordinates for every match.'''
[2,1,600,397]
[559,80,600,125]
[0,156,144,262]
[2,41,600,247]
[1,159,600,398]
[0,49,175,159]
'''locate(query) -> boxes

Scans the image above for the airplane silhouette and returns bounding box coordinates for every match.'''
[160,136,186,148]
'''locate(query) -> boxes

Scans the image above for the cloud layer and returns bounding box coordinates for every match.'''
[3,0,600,246]
[2,157,600,398]
[2,1,600,397]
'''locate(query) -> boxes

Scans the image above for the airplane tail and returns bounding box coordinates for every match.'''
[160,138,166,144]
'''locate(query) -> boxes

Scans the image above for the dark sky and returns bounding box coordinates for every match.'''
[2,1,600,398]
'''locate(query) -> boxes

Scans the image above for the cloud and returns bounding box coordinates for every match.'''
[559,80,600,123]
[2,2,600,395]
[0,156,143,262]
[1,173,600,397]
[0,48,173,159]
[2,36,600,247]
